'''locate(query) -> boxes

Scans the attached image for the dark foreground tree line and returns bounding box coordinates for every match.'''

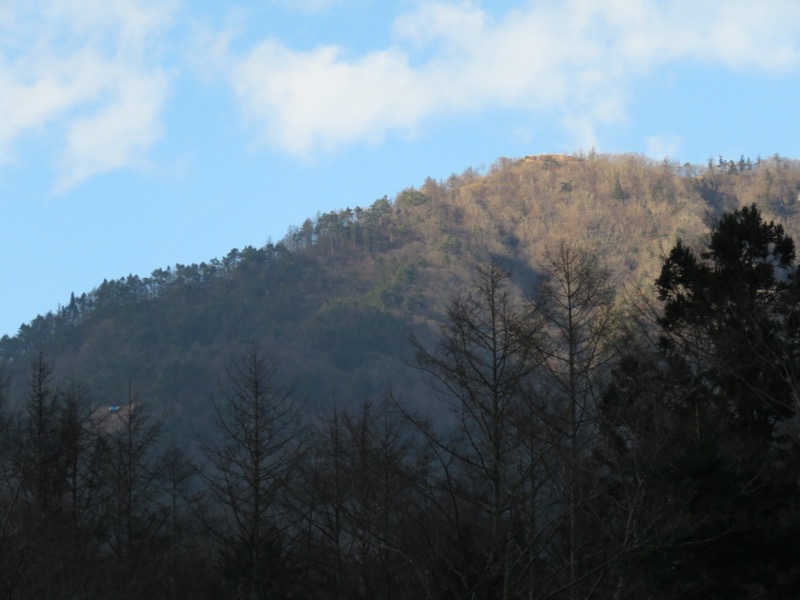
[1,204,800,599]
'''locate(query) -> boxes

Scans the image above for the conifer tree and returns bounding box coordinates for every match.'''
[598,204,800,596]
[201,345,305,599]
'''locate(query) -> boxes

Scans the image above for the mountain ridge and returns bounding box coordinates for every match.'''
[3,151,799,422]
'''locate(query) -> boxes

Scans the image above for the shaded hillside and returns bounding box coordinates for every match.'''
[2,152,800,425]
[2,201,800,598]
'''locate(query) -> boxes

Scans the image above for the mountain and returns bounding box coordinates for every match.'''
[2,152,800,429]
[4,152,800,598]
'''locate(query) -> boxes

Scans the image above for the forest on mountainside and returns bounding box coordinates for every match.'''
[3,152,800,597]
[1,201,800,597]
[3,152,800,419]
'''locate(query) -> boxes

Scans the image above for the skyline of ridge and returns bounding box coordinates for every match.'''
[2,0,800,337]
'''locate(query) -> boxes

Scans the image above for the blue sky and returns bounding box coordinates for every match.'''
[2,0,800,338]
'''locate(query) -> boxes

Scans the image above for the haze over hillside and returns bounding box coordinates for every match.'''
[3,151,800,415]
[4,3,800,596]
[3,151,800,598]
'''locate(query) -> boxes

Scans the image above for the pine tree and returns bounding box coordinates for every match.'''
[599,204,800,596]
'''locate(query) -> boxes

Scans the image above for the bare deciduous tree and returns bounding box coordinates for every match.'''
[201,344,305,600]
[410,259,545,600]
[531,242,618,597]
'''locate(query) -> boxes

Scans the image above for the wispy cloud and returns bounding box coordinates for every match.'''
[5,1,799,186]
[217,0,800,158]
[228,42,427,156]
[645,134,683,161]
[57,66,168,192]
[271,0,343,15]
[0,0,176,190]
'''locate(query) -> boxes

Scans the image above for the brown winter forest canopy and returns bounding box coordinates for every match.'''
[5,152,800,406]
[2,152,800,597]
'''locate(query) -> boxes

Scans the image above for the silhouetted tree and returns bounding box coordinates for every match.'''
[201,345,305,599]
[298,398,420,599]
[530,242,618,596]
[411,259,543,600]
[597,205,800,596]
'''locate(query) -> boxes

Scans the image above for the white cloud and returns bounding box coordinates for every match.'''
[394,2,487,52]
[645,134,683,161]
[57,67,168,192]
[218,0,800,158]
[229,42,429,156]
[0,0,176,190]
